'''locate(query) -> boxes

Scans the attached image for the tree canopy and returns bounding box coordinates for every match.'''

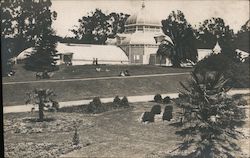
[161,10,198,67]
[235,20,250,52]
[71,9,129,44]
[1,0,58,74]
[196,17,236,57]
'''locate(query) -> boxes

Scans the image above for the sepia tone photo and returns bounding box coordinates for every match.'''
[2,0,250,157]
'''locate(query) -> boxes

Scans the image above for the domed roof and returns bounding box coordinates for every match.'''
[125,2,161,27]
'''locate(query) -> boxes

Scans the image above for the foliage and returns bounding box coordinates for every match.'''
[1,0,57,74]
[175,71,245,157]
[120,96,129,107]
[26,88,57,121]
[235,20,250,52]
[150,105,162,115]
[108,12,130,38]
[156,41,174,65]
[24,28,58,72]
[87,97,105,113]
[194,53,249,88]
[161,10,198,67]
[72,127,80,146]
[142,112,155,122]
[162,105,173,121]
[163,96,171,104]
[113,96,121,107]
[154,94,162,103]
[71,9,129,44]
[196,17,236,58]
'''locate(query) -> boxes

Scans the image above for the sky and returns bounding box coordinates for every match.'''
[51,0,249,37]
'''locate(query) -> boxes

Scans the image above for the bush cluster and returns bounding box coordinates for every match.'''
[112,96,129,108]
[154,94,171,104]
[194,53,249,88]
[87,97,105,113]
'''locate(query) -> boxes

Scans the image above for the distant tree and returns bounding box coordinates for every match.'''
[161,10,198,67]
[235,20,250,52]
[71,9,110,44]
[71,9,129,44]
[197,17,236,58]
[108,12,130,38]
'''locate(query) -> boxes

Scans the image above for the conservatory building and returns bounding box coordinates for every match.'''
[116,2,173,64]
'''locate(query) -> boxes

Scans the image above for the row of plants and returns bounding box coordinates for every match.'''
[26,88,130,121]
[59,96,130,114]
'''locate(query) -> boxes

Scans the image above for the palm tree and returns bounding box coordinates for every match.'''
[161,10,198,67]
[174,71,245,157]
[26,89,57,121]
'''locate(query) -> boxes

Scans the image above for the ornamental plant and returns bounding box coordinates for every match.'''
[26,89,57,121]
[175,71,245,158]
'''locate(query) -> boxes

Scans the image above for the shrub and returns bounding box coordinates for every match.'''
[52,101,59,110]
[87,97,105,113]
[150,105,161,115]
[72,127,80,146]
[142,112,155,122]
[163,96,171,104]
[113,96,121,107]
[120,96,129,107]
[154,94,162,103]
[194,53,249,88]
[162,105,173,121]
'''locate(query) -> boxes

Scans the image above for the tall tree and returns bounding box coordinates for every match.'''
[1,0,57,73]
[71,9,110,44]
[71,9,129,44]
[24,28,58,71]
[108,12,130,38]
[197,17,236,57]
[161,10,198,67]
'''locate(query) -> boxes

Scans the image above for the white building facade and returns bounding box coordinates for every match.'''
[116,2,172,65]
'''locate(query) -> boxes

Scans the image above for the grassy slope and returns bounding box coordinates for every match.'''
[3,74,190,105]
[3,64,192,82]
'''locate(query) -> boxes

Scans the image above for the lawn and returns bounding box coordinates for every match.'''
[3,64,192,107]
[4,97,250,158]
[4,101,182,158]
[3,74,190,106]
[2,64,192,82]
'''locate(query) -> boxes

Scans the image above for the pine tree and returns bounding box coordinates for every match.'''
[25,28,58,72]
